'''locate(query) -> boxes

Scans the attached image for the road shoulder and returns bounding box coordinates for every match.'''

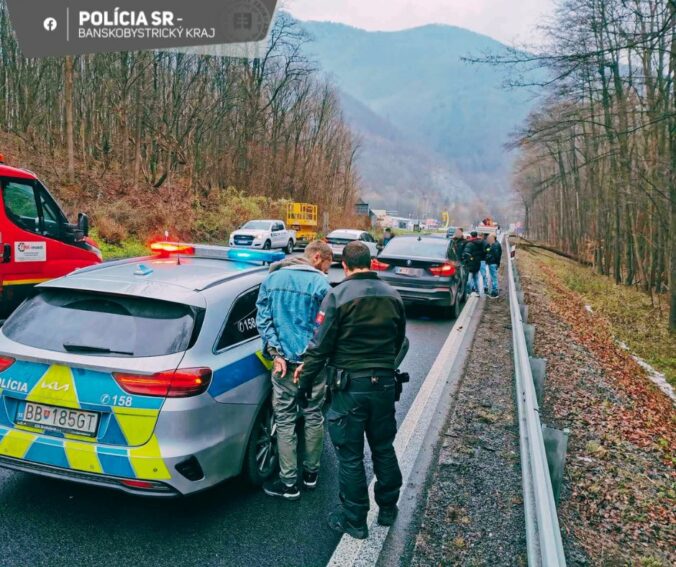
[408,280,527,566]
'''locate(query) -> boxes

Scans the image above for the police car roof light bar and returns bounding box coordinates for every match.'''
[150,242,285,264]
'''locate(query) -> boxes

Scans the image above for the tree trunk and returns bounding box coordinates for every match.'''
[64,56,75,183]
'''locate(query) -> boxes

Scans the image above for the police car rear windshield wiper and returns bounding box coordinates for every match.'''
[63,343,134,356]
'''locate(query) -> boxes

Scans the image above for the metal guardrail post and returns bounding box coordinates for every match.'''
[506,236,567,566]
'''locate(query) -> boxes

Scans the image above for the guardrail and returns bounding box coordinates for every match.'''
[505,235,567,566]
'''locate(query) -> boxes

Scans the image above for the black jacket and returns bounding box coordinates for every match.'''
[462,238,485,273]
[452,237,467,261]
[299,271,406,388]
[486,241,502,266]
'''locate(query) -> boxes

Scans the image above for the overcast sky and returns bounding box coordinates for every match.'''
[284,0,554,46]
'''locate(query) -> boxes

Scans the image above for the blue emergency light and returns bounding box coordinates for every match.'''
[226,248,285,264]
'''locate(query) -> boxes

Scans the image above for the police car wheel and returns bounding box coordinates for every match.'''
[245,400,278,486]
[263,240,272,250]
[285,240,294,254]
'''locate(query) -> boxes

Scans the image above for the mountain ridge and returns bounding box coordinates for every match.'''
[297,18,536,219]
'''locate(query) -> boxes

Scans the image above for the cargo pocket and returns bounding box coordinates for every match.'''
[327,409,349,448]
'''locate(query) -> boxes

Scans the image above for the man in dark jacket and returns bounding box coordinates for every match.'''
[462,231,484,296]
[452,228,466,259]
[485,234,502,297]
[294,241,406,539]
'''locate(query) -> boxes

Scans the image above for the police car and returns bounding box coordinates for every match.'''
[0,243,284,496]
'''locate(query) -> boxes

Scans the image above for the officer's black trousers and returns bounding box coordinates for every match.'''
[327,376,403,526]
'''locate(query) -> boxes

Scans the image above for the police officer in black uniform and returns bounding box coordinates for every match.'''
[294,241,406,539]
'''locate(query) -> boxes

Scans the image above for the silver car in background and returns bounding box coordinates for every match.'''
[325,229,378,263]
[0,243,283,496]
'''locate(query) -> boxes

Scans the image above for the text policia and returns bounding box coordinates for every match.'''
[79,10,176,27]
[76,9,216,40]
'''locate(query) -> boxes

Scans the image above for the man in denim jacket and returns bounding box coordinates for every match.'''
[256,240,333,500]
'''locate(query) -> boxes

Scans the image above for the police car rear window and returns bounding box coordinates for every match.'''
[3,290,199,357]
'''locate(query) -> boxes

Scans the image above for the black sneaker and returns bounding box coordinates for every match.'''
[327,511,368,539]
[263,478,300,501]
[303,470,319,490]
[377,506,399,526]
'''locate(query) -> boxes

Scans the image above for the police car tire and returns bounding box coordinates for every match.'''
[285,240,294,254]
[245,400,277,486]
[263,240,272,250]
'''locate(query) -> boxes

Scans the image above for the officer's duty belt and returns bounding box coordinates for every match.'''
[344,369,395,381]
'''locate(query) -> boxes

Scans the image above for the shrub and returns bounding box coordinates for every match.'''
[94,216,128,245]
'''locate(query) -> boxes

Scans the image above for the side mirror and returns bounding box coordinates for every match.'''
[78,213,89,237]
[2,243,11,263]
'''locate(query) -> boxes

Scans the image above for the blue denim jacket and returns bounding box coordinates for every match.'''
[256,259,331,364]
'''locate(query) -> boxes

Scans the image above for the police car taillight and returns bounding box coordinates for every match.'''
[113,368,212,398]
[0,356,15,372]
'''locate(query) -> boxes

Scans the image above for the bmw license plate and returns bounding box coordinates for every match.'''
[16,402,99,437]
[396,267,422,277]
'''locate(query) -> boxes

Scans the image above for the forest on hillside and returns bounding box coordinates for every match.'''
[0,5,361,241]
[507,0,675,329]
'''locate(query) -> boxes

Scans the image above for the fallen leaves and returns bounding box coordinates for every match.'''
[518,249,676,566]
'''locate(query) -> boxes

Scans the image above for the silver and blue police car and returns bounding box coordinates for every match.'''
[0,243,284,496]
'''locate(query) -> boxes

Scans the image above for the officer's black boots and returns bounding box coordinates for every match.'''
[377,505,399,526]
[328,510,369,539]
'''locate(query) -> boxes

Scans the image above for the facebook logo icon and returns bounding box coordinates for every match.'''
[43,17,57,32]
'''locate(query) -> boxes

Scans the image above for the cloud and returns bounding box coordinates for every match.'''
[283,0,553,46]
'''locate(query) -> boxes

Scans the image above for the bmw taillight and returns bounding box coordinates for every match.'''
[429,262,456,277]
[371,259,390,271]
[0,356,15,372]
[113,368,212,398]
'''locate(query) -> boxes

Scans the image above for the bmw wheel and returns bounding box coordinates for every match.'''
[245,400,278,486]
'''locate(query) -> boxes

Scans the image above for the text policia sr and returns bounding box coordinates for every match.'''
[77,9,215,40]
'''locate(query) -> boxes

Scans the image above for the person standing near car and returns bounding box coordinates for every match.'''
[452,228,467,259]
[485,234,502,298]
[479,233,490,294]
[381,227,395,248]
[294,241,406,539]
[463,231,483,296]
[255,240,333,500]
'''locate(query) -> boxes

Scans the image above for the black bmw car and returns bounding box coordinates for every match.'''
[372,235,466,318]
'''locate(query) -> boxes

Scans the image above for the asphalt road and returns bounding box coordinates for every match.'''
[0,266,455,567]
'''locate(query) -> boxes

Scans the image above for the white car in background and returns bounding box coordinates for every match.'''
[325,229,379,263]
[230,220,296,254]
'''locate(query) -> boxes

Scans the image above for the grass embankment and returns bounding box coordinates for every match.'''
[91,230,148,260]
[523,246,675,387]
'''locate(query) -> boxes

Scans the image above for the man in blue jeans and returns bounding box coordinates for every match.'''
[256,240,333,500]
[485,234,502,298]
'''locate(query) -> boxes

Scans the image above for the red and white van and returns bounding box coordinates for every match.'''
[0,157,101,317]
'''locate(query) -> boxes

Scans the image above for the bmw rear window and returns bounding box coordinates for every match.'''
[3,290,201,357]
[382,238,453,259]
